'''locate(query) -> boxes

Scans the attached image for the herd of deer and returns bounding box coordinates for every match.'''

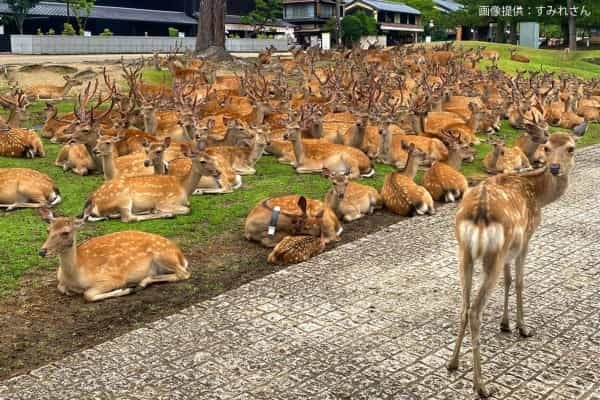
[0,42,597,396]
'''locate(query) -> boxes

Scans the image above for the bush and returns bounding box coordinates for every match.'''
[168,27,179,37]
[62,23,77,36]
[341,11,378,45]
[48,28,55,35]
[36,28,43,36]
[100,28,113,36]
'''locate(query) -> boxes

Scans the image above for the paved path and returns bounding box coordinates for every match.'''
[2,146,600,400]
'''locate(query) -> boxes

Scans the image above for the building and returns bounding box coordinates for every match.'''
[344,0,423,44]
[0,0,292,50]
[282,0,341,46]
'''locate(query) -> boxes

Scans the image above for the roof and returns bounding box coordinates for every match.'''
[434,0,463,12]
[224,14,294,27]
[0,1,197,24]
[344,0,421,15]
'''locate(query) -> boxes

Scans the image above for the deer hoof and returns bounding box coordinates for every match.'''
[500,321,511,332]
[518,326,535,338]
[476,384,495,398]
[446,360,459,371]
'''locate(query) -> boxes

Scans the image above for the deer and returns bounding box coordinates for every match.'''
[204,129,269,175]
[380,142,435,217]
[38,208,190,302]
[422,135,474,203]
[245,195,342,248]
[515,123,549,166]
[24,75,82,100]
[41,103,77,141]
[81,145,221,222]
[92,134,157,180]
[0,126,45,158]
[267,228,327,266]
[447,132,577,398]
[483,140,531,174]
[0,168,61,210]
[284,124,374,177]
[324,169,382,222]
[0,89,30,128]
[258,45,277,65]
[509,48,530,63]
[54,143,95,176]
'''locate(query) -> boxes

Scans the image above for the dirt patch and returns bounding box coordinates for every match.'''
[584,58,600,65]
[17,64,79,75]
[0,210,404,380]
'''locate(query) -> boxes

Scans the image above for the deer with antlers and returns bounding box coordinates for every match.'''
[245,195,342,248]
[0,168,61,210]
[448,133,577,397]
[38,208,190,302]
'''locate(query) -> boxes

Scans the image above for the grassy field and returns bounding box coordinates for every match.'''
[1,50,600,296]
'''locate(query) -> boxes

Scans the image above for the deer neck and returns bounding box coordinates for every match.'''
[399,151,420,179]
[182,162,206,197]
[430,97,442,112]
[325,188,342,211]
[520,135,539,158]
[412,114,425,134]
[291,137,305,165]
[100,149,118,180]
[446,148,463,170]
[312,120,323,138]
[62,82,73,96]
[350,121,367,147]
[526,169,570,208]
[7,110,22,128]
[488,147,501,167]
[58,238,79,283]
[468,112,481,131]
[143,109,158,133]
[378,125,391,159]
[249,140,266,164]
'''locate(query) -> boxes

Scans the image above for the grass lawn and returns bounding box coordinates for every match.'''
[1,52,600,296]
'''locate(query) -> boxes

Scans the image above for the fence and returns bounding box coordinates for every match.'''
[10,35,289,55]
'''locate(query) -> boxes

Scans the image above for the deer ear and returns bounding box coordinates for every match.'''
[38,207,54,224]
[207,119,215,129]
[297,196,308,215]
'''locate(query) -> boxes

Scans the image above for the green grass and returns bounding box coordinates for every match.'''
[1,54,600,295]
[455,41,600,79]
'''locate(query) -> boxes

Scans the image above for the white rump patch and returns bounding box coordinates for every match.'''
[458,221,505,261]
[416,202,429,215]
[50,193,62,206]
[361,168,375,178]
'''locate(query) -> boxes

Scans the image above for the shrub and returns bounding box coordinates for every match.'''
[100,28,113,36]
[36,28,44,36]
[341,15,363,44]
[62,23,77,36]
[48,28,56,35]
[168,27,179,37]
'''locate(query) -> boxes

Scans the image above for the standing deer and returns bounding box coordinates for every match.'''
[447,132,578,397]
[38,208,190,302]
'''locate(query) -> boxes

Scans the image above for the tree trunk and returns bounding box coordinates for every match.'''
[335,0,342,48]
[508,21,517,44]
[213,0,226,48]
[567,0,576,51]
[197,0,215,52]
[495,20,505,43]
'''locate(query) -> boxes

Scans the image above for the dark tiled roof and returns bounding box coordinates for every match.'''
[434,0,463,12]
[345,0,421,15]
[0,1,197,24]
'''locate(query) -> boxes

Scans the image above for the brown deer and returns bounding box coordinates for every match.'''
[245,195,342,248]
[92,134,156,180]
[422,136,474,203]
[0,168,61,210]
[509,48,530,63]
[81,146,221,222]
[0,127,45,158]
[41,103,76,141]
[483,140,531,174]
[38,208,190,302]
[447,133,577,397]
[0,89,30,128]
[267,230,327,266]
[515,123,549,166]
[380,142,435,217]
[24,75,82,100]
[324,169,382,222]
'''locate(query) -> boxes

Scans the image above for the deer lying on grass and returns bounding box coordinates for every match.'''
[0,89,30,128]
[483,140,531,174]
[24,75,82,100]
[38,208,190,302]
[447,133,577,397]
[423,136,474,203]
[166,150,241,194]
[82,145,221,222]
[0,168,61,210]
[509,48,530,63]
[381,142,434,217]
[41,103,76,141]
[324,169,382,222]
[92,134,164,180]
[284,124,374,177]
[0,126,45,158]
[205,129,268,175]
[245,195,342,248]
[515,123,549,166]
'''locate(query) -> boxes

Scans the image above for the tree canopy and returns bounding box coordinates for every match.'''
[341,11,377,45]
[4,0,41,34]
[240,0,283,31]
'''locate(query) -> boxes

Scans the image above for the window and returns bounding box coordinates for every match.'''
[320,4,334,18]
[284,4,315,19]
[408,14,416,25]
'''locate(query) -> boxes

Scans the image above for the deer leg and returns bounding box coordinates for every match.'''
[137,273,183,289]
[447,247,473,371]
[500,263,512,332]
[236,167,256,175]
[515,245,534,337]
[84,287,134,302]
[470,252,503,398]
[1,202,46,211]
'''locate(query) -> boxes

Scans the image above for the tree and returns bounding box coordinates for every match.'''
[68,0,95,35]
[567,0,576,51]
[240,0,283,33]
[196,0,226,52]
[5,0,41,34]
[341,11,377,46]
[335,0,342,48]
